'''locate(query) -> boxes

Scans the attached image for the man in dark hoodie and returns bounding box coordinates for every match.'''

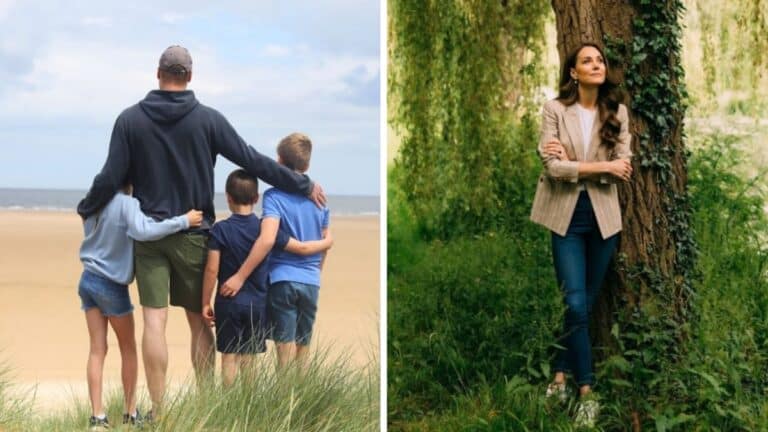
[77,45,326,418]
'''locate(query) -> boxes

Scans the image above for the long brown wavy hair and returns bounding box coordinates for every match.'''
[557,43,624,151]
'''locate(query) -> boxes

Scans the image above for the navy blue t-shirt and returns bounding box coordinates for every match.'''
[207,213,289,307]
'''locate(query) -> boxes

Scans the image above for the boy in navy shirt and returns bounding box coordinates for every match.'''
[201,169,332,385]
[222,133,330,368]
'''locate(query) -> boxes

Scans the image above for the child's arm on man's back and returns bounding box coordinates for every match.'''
[319,209,331,270]
[123,197,203,241]
[319,227,330,270]
[283,229,333,256]
[219,217,280,297]
[201,249,220,327]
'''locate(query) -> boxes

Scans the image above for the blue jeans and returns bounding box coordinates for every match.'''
[268,281,319,345]
[551,192,618,386]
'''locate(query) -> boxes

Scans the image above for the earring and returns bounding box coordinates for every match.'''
[573,78,578,86]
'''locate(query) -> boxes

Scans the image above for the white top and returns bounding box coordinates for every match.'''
[576,103,597,159]
[576,104,597,191]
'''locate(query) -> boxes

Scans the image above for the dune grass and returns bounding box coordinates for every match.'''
[0,364,33,431]
[0,346,378,432]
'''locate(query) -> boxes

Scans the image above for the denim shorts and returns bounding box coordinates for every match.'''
[78,270,133,317]
[215,300,267,354]
[268,281,319,345]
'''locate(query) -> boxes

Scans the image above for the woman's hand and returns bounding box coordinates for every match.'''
[605,159,633,182]
[543,140,568,160]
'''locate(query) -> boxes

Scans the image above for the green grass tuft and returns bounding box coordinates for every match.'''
[2,346,378,432]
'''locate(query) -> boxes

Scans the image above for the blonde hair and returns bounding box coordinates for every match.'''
[277,133,312,172]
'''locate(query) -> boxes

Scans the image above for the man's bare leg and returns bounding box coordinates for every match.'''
[185,310,215,384]
[142,307,168,415]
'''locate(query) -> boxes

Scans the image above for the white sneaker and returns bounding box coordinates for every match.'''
[545,381,569,403]
[574,398,599,428]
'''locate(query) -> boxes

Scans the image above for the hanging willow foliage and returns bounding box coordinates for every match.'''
[683,0,768,115]
[389,0,550,239]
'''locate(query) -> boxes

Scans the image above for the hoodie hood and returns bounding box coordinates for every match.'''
[139,90,199,124]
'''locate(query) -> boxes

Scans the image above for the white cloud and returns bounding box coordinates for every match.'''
[0,36,378,126]
[81,16,112,27]
[195,53,379,107]
[1,38,156,120]
[263,44,291,57]
[262,43,310,57]
[160,12,187,24]
[0,0,15,21]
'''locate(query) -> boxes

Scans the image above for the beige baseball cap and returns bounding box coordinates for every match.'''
[159,45,192,75]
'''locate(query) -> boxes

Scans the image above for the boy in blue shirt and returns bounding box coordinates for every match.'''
[79,183,202,430]
[201,169,332,385]
[222,133,330,368]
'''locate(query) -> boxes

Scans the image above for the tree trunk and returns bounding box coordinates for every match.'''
[550,0,693,425]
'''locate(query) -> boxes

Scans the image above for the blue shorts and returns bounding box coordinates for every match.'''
[268,281,319,345]
[78,270,133,317]
[215,301,267,354]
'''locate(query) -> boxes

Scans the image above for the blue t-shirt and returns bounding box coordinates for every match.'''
[262,188,330,286]
[207,213,289,306]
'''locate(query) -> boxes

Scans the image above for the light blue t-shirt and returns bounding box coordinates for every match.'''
[79,193,189,285]
[262,188,330,287]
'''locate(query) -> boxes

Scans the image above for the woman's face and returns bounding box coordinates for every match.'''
[570,46,606,87]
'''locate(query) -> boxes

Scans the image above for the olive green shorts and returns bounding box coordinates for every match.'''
[134,232,208,313]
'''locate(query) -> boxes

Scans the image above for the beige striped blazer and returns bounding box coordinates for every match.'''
[529,99,632,239]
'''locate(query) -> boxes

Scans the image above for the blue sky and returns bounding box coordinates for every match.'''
[0,1,380,195]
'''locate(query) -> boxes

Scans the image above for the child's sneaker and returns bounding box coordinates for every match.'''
[545,381,570,403]
[123,409,143,427]
[89,415,110,431]
[574,396,599,429]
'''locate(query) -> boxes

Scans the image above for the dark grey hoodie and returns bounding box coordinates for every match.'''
[77,90,313,230]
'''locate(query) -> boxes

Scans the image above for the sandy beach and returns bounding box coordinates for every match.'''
[0,211,379,410]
